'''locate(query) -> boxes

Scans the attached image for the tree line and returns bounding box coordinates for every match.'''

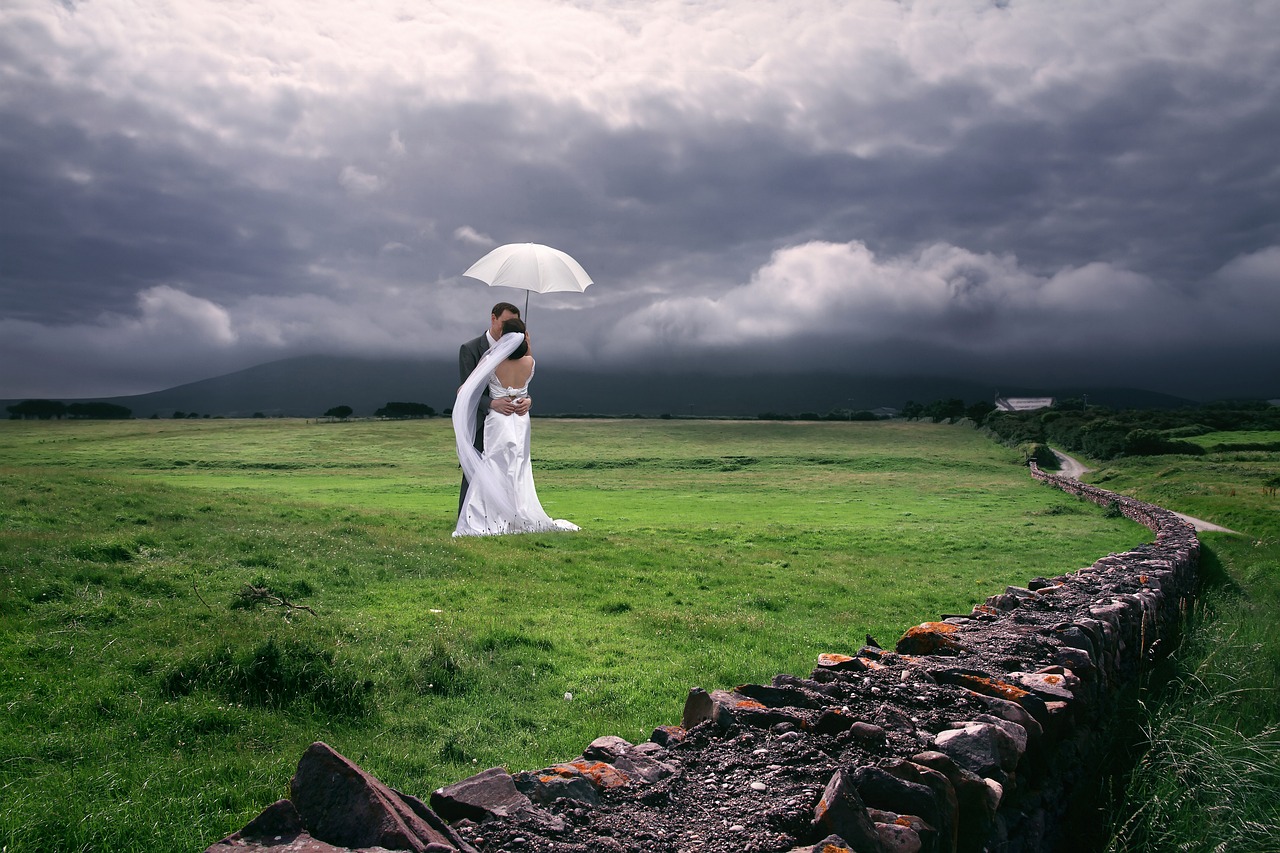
[7,400,132,420]
[7,399,441,421]
[323,402,438,420]
[980,398,1280,460]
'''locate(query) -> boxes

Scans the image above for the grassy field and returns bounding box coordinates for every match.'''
[1185,429,1280,453]
[0,417,1152,851]
[1084,442,1280,852]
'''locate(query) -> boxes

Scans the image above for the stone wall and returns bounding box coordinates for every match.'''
[208,463,1199,853]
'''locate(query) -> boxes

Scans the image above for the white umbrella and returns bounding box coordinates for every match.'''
[462,242,593,317]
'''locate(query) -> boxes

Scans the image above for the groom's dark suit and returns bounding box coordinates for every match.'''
[458,332,492,515]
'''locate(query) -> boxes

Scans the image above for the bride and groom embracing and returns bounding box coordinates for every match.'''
[452,302,579,537]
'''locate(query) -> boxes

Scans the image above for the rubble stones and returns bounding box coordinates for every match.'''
[208,462,1198,853]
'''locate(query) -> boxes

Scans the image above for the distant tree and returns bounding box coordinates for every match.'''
[252,412,266,419]
[7,399,67,420]
[924,398,966,423]
[186,412,200,419]
[1080,420,1128,459]
[965,400,997,424]
[374,401,436,419]
[901,401,925,421]
[66,402,132,419]
[324,405,354,420]
[172,411,186,419]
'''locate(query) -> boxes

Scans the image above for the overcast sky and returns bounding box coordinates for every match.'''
[2,0,1277,401]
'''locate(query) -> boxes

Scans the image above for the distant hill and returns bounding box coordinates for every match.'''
[3,354,1200,419]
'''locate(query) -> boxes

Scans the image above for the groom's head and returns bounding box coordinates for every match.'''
[489,302,521,339]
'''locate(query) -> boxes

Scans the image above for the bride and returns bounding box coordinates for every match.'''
[452,318,579,537]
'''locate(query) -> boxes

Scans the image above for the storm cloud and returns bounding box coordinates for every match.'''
[1,0,1277,400]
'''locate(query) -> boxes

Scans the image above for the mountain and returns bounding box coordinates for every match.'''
[4,354,1199,419]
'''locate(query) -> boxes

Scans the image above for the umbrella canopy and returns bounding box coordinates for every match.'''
[462,243,593,315]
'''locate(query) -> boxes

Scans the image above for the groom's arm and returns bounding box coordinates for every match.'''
[459,340,480,384]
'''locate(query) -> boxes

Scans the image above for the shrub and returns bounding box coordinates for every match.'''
[411,639,475,696]
[1123,429,1205,457]
[162,637,372,717]
[1023,443,1059,469]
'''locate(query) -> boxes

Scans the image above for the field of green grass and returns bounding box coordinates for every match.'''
[1185,429,1280,453]
[1,418,1152,851]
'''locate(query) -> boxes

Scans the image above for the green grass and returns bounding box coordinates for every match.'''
[1057,445,1280,852]
[0,418,1150,851]
[1184,429,1280,452]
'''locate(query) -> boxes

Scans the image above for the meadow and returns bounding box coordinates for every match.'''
[2,417,1154,850]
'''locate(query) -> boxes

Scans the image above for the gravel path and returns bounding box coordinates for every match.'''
[1049,449,1241,534]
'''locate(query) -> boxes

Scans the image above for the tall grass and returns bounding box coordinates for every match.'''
[1108,589,1280,852]
[1,418,1151,850]
[1078,442,1280,853]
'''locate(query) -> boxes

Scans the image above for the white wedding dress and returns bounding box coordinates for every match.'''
[452,333,579,537]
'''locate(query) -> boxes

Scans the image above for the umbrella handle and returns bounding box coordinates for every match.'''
[524,291,529,319]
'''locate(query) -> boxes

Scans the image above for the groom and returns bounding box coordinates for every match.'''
[458,302,532,515]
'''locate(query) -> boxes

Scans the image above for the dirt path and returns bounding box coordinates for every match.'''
[1049,448,1241,535]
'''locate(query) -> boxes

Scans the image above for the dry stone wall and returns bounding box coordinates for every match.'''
[207,463,1199,853]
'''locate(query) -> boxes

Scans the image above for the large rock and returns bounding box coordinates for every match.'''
[289,742,472,853]
[205,799,349,852]
[852,765,943,846]
[878,759,959,853]
[911,751,996,853]
[895,622,967,656]
[429,766,534,823]
[875,822,923,853]
[813,768,888,853]
[933,723,1024,778]
[681,686,807,731]
[512,767,600,806]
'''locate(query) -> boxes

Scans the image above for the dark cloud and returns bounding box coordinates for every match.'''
[1,0,1277,400]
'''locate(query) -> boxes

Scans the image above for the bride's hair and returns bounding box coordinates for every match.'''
[502,318,529,359]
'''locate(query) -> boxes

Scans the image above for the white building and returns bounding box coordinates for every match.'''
[994,396,1055,412]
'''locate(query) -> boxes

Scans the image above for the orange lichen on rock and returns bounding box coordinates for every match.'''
[727,696,767,710]
[816,652,881,671]
[895,622,967,656]
[546,760,631,790]
[947,673,1032,702]
[972,676,1030,701]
